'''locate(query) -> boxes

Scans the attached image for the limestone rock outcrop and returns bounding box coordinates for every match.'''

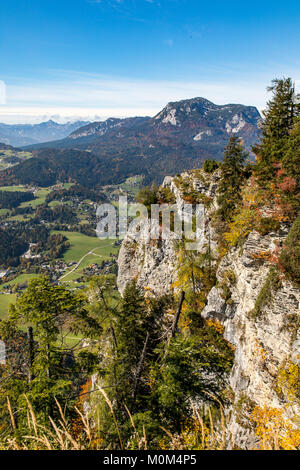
[117,169,300,448]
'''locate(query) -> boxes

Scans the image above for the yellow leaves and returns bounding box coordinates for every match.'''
[179,310,192,332]
[158,417,211,450]
[146,372,156,390]
[180,417,210,450]
[167,308,176,317]
[217,244,228,258]
[205,319,236,351]
[251,250,272,261]
[253,338,267,362]
[206,319,225,335]
[276,361,300,404]
[251,406,300,450]
[195,298,205,312]
[242,183,261,209]
[280,429,300,451]
[170,281,177,291]
[224,208,260,247]
[143,286,155,302]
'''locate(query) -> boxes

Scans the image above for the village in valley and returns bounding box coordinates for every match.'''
[0,179,131,318]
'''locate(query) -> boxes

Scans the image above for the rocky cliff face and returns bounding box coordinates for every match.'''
[202,229,300,448]
[117,226,178,297]
[117,169,220,295]
[117,169,300,449]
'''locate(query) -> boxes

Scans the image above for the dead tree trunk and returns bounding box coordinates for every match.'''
[110,323,121,410]
[170,291,185,339]
[163,291,185,362]
[27,326,34,383]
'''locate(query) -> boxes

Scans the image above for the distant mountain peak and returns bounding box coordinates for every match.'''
[5,96,261,188]
[154,97,215,126]
[153,96,260,130]
[0,120,90,147]
[69,116,150,139]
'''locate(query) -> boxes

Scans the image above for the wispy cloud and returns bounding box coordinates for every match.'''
[88,0,156,22]
[5,71,268,107]
[0,70,277,123]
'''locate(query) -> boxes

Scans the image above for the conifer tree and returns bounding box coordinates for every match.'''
[282,119,300,182]
[217,136,248,221]
[114,280,148,407]
[253,78,300,183]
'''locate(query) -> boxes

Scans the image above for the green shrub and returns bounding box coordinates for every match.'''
[257,217,280,235]
[203,159,220,173]
[249,267,282,320]
[158,186,176,204]
[279,215,300,286]
[136,185,158,214]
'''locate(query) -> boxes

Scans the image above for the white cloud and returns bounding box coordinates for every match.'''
[1,70,298,123]
[0,106,159,124]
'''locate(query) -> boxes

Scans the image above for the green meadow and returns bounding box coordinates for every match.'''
[0,185,28,192]
[0,274,40,291]
[0,293,17,319]
[52,231,119,279]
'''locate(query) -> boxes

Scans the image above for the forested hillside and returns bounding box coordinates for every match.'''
[0,98,260,187]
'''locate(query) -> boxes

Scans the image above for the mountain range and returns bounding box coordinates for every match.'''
[0,120,88,147]
[0,97,261,187]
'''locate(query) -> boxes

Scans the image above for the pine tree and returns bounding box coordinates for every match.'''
[253,78,300,183]
[150,327,234,430]
[279,214,300,286]
[282,119,300,182]
[217,136,248,221]
[114,280,148,407]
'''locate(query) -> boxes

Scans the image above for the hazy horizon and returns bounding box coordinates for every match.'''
[0,92,265,125]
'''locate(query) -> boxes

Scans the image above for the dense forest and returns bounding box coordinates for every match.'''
[45,184,106,204]
[33,204,78,225]
[0,223,68,267]
[0,190,34,209]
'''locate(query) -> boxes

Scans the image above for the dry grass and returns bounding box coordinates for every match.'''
[2,393,299,450]
[2,389,148,451]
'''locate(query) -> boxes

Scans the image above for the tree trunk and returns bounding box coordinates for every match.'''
[27,326,34,383]
[132,331,150,401]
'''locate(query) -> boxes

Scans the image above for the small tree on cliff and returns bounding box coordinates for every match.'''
[217,136,248,222]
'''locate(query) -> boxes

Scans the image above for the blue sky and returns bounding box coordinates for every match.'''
[0,0,299,123]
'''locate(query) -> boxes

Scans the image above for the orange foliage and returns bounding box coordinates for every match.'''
[206,319,225,335]
[278,176,297,193]
[251,406,300,450]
